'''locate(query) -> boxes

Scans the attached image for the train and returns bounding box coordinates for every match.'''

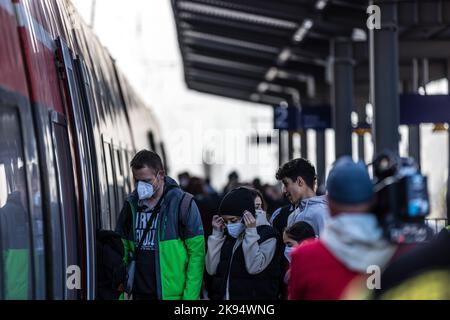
[0,0,165,299]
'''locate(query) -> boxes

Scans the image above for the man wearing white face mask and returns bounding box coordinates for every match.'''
[205,187,281,300]
[115,150,205,300]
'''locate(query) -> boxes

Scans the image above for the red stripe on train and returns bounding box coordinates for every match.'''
[17,25,65,113]
[0,5,29,96]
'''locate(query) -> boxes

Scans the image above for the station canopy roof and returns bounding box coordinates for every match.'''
[172,0,450,106]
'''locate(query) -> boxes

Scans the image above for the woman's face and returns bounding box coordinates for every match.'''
[254,196,263,211]
[283,231,299,248]
[221,215,241,224]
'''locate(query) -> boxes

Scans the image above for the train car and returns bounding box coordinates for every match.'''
[0,0,166,299]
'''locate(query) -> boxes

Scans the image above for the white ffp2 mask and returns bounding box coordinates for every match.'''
[137,181,155,200]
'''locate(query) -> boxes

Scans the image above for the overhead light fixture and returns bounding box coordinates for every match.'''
[250,93,260,102]
[265,67,278,81]
[258,82,269,93]
[315,0,328,10]
[278,48,291,64]
[279,101,289,108]
[178,1,297,29]
[352,28,367,42]
[293,19,313,43]
[432,123,448,132]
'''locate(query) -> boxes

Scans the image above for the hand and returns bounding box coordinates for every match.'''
[212,215,225,232]
[243,211,256,228]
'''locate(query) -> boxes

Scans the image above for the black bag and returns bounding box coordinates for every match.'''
[96,229,127,300]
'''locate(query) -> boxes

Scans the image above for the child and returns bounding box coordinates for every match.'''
[283,221,316,263]
[205,187,281,300]
[282,221,316,289]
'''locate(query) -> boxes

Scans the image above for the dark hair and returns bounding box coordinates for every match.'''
[186,177,205,196]
[228,171,239,181]
[130,150,164,171]
[284,221,315,242]
[246,187,267,212]
[276,158,316,189]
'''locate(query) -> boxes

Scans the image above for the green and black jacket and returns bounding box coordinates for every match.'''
[116,176,205,300]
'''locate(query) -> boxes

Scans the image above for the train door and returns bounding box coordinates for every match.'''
[49,111,81,300]
[54,38,97,299]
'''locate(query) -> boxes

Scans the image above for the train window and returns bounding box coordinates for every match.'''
[0,108,32,300]
[102,141,115,229]
[51,112,81,300]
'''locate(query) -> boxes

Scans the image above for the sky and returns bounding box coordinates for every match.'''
[72,0,448,218]
[72,0,278,190]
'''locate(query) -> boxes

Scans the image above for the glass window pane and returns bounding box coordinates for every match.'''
[0,108,32,300]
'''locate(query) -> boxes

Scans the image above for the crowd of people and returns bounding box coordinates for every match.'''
[104,149,450,300]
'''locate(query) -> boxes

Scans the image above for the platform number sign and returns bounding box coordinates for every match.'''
[274,106,290,130]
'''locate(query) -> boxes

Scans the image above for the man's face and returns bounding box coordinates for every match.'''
[281,177,307,205]
[133,166,162,191]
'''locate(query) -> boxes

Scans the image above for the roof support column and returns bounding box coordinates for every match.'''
[288,131,294,160]
[369,1,400,155]
[316,130,326,190]
[446,59,450,223]
[408,58,421,168]
[278,130,285,167]
[332,39,354,158]
[300,129,308,159]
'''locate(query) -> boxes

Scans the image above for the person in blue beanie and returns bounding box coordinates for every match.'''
[289,156,398,300]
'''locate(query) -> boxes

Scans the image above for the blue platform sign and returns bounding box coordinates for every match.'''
[273,105,300,130]
[274,104,332,130]
[302,105,332,129]
[400,94,450,125]
[274,95,450,131]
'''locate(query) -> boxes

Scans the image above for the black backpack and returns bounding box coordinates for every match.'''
[96,229,127,300]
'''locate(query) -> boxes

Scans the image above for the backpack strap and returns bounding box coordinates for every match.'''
[178,192,194,240]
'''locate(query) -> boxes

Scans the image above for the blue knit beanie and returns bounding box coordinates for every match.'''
[326,156,374,204]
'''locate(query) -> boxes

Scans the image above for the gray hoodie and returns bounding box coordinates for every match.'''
[287,195,330,236]
[321,213,397,273]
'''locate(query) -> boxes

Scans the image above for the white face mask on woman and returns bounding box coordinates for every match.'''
[284,246,295,263]
[255,209,265,217]
[227,221,245,238]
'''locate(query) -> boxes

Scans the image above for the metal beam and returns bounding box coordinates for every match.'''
[353,40,450,63]
[182,30,280,54]
[176,1,299,30]
[184,0,312,22]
